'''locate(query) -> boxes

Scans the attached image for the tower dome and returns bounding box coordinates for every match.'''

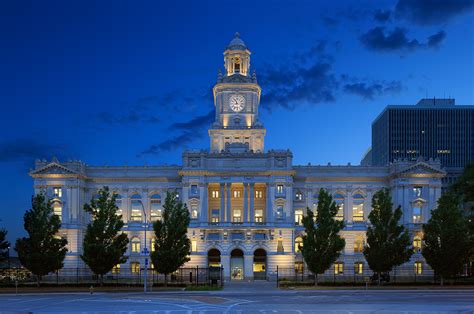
[226,32,247,50]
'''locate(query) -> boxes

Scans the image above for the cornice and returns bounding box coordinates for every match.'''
[213,83,261,104]
[179,170,296,177]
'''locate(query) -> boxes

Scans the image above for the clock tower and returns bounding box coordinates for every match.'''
[209,33,265,153]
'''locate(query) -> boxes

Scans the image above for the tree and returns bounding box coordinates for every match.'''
[301,188,345,285]
[422,192,471,285]
[151,192,191,286]
[0,228,9,264]
[363,189,412,285]
[81,187,129,285]
[15,194,68,286]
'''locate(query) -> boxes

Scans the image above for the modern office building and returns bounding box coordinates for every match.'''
[30,34,445,281]
[370,98,474,186]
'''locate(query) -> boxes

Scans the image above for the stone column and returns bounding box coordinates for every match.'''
[244,254,254,281]
[266,184,273,223]
[243,183,248,223]
[364,189,373,221]
[249,183,255,223]
[221,254,231,281]
[220,183,225,222]
[201,183,208,222]
[226,183,232,222]
[403,185,410,224]
[346,189,353,223]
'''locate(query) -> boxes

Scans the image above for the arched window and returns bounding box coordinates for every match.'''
[150,194,162,221]
[412,201,422,223]
[352,193,365,222]
[295,236,303,253]
[130,194,143,222]
[354,238,364,253]
[413,232,422,252]
[334,193,345,221]
[52,200,62,221]
[115,194,123,217]
[131,237,141,253]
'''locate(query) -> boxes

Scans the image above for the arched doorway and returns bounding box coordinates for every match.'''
[208,248,221,267]
[253,248,267,280]
[230,248,244,280]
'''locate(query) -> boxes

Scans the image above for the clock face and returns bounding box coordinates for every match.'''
[229,95,245,112]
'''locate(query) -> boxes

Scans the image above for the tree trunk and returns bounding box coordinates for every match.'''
[440,276,444,286]
[164,274,168,287]
[36,275,41,287]
[100,274,104,287]
[314,274,318,286]
[377,272,381,286]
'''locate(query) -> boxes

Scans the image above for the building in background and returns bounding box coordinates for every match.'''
[30,34,445,281]
[368,98,474,186]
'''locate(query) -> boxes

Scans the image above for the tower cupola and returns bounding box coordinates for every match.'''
[224,32,251,76]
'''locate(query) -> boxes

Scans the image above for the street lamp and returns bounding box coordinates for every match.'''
[138,201,149,293]
[7,245,10,269]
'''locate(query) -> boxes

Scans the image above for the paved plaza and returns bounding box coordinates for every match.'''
[1,282,474,313]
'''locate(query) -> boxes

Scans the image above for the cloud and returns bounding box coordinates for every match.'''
[343,80,403,100]
[374,9,391,22]
[0,138,70,167]
[359,27,446,52]
[139,110,214,156]
[395,0,474,25]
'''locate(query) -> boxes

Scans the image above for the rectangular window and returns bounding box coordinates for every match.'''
[255,190,263,199]
[277,184,284,194]
[352,203,364,222]
[354,262,363,275]
[334,262,344,274]
[233,190,241,198]
[295,209,303,225]
[295,192,303,201]
[131,200,143,222]
[211,209,220,223]
[151,239,155,252]
[413,237,422,252]
[255,209,264,223]
[190,185,198,195]
[211,190,219,198]
[132,240,141,253]
[191,205,198,219]
[53,202,62,221]
[53,187,62,198]
[276,206,284,220]
[112,264,120,274]
[232,208,242,223]
[131,262,140,274]
[151,199,162,221]
[191,240,197,252]
[414,261,423,274]
[413,205,422,223]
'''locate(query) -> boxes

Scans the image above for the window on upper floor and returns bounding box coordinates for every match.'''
[413,233,422,252]
[334,193,345,221]
[295,209,303,225]
[115,194,123,217]
[130,194,143,222]
[255,190,263,199]
[276,206,284,220]
[131,237,141,253]
[190,185,198,195]
[254,209,264,223]
[334,262,344,274]
[413,186,423,198]
[276,184,284,194]
[413,203,422,223]
[233,190,241,198]
[232,208,242,223]
[150,194,162,221]
[191,205,198,219]
[53,187,62,198]
[211,190,219,199]
[354,238,364,253]
[211,209,220,223]
[295,236,303,253]
[52,201,62,221]
[295,191,303,201]
[352,193,365,222]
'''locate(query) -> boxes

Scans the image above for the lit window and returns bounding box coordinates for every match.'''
[130,195,143,222]
[413,186,422,198]
[115,194,123,217]
[334,262,344,274]
[255,209,264,223]
[295,261,304,273]
[413,234,422,252]
[191,240,197,252]
[354,262,363,275]
[53,187,62,198]
[276,206,284,220]
[295,209,303,225]
[233,190,241,198]
[131,237,141,253]
[232,208,242,223]
[352,193,365,222]
[131,262,140,274]
[413,204,422,223]
[334,193,344,221]
[354,238,364,253]
[211,190,219,198]
[414,261,423,274]
[277,239,284,253]
[295,191,303,201]
[52,201,62,221]
[112,264,120,274]
[191,205,198,219]
[255,190,263,199]
[151,238,155,252]
[295,236,303,253]
[211,209,220,223]
[150,194,162,221]
[277,184,284,194]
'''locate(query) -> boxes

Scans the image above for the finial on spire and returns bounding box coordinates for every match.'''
[235,32,240,38]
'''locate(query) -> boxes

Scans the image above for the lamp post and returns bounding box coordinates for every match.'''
[7,245,10,268]
[139,201,149,293]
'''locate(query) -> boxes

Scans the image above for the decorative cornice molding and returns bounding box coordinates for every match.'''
[178,170,296,177]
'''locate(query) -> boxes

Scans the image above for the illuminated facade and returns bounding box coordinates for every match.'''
[30,34,445,281]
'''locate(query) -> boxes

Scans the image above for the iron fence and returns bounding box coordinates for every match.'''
[0,266,224,287]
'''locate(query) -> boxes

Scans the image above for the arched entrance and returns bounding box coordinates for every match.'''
[207,248,221,267]
[230,248,244,280]
[253,248,267,280]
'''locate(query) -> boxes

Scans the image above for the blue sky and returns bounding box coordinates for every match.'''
[0,0,473,243]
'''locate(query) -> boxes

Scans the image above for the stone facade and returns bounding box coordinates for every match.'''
[30,34,445,281]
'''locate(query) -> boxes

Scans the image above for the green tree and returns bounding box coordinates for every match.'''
[422,192,471,285]
[15,194,68,286]
[0,228,10,264]
[151,192,191,286]
[301,188,345,285]
[363,189,412,285]
[81,187,129,285]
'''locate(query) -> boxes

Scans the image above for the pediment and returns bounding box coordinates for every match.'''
[400,162,445,175]
[30,162,78,176]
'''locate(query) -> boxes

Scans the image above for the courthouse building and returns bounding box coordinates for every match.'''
[30,34,445,280]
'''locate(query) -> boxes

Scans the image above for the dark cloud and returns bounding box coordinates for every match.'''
[359,27,446,52]
[0,139,70,167]
[343,80,403,100]
[374,9,391,22]
[395,0,474,25]
[427,30,447,48]
[139,110,214,156]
